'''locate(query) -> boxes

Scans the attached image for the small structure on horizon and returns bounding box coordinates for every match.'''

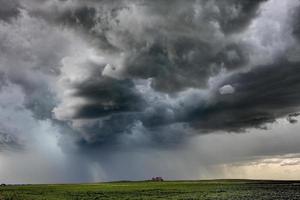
[0,183,6,187]
[151,177,164,182]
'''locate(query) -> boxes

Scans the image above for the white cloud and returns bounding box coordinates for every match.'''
[219,84,235,95]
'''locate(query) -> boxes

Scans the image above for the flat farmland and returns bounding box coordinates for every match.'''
[0,180,300,200]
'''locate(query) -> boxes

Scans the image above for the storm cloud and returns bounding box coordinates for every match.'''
[0,0,299,146]
[0,0,20,22]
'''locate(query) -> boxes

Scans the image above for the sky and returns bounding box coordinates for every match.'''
[0,0,300,184]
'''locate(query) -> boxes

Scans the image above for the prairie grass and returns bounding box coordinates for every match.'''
[0,180,299,200]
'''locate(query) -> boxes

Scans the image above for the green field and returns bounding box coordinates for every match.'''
[0,180,300,200]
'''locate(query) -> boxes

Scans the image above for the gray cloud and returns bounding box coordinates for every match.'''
[0,0,20,22]
[0,132,22,151]
[28,0,253,146]
[292,5,300,41]
[215,0,268,33]
[70,77,145,119]
[189,59,300,132]
[34,0,300,148]
[23,0,263,93]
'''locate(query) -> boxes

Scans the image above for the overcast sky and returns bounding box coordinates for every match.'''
[0,0,300,184]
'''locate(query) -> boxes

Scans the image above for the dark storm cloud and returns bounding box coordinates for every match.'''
[23,0,264,93]
[74,58,300,146]
[71,77,145,119]
[106,0,264,93]
[124,40,250,93]
[49,0,293,147]
[2,0,300,151]
[0,0,20,21]
[29,4,98,30]
[292,5,300,41]
[71,59,300,146]
[189,59,300,132]
[120,0,264,93]
[215,0,268,33]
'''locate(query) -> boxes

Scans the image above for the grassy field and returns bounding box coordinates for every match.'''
[0,180,300,200]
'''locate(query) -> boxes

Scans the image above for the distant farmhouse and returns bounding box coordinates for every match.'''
[0,183,6,186]
[151,177,164,182]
